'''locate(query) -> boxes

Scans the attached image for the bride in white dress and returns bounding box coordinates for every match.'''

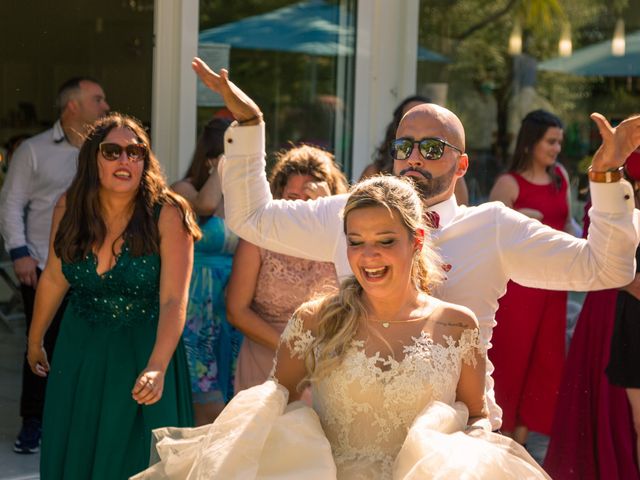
[133,175,549,479]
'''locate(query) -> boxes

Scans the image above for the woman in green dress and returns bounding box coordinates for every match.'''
[27,113,201,479]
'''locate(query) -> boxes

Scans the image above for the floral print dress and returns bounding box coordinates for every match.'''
[182,216,240,403]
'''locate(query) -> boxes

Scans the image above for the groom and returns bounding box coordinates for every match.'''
[192,58,640,431]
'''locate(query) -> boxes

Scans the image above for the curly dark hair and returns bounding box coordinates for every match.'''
[269,144,349,200]
[54,112,201,262]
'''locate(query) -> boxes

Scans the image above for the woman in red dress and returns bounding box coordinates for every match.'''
[544,152,640,479]
[489,110,574,445]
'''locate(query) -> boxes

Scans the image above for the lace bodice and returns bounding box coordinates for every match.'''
[252,249,338,327]
[275,313,482,479]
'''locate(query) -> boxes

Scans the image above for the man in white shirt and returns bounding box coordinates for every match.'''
[192,58,640,431]
[0,77,109,453]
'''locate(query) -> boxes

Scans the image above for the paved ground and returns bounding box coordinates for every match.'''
[0,317,39,480]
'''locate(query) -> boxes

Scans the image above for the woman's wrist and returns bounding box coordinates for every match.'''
[145,359,168,373]
[28,337,43,348]
[465,417,492,432]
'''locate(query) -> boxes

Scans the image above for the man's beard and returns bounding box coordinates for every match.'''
[399,163,457,202]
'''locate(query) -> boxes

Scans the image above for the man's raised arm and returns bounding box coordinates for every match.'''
[502,113,640,290]
[192,57,346,264]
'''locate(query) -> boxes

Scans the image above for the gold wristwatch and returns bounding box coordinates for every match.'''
[587,166,624,183]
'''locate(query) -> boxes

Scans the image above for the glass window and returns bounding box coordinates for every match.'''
[0,1,154,146]
[198,0,357,176]
[417,0,640,209]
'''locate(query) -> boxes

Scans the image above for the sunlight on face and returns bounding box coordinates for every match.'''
[346,205,417,299]
[97,127,145,196]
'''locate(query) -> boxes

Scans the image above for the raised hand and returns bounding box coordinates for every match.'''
[303,181,331,200]
[192,57,262,124]
[590,113,640,172]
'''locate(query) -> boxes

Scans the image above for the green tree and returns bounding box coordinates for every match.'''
[417,0,634,170]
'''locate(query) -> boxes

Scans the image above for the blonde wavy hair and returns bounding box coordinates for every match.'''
[295,175,444,385]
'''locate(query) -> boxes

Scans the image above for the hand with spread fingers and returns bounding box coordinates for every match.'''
[590,113,640,172]
[132,367,165,405]
[303,181,331,201]
[191,57,263,125]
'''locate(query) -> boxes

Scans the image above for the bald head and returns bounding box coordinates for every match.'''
[398,103,465,152]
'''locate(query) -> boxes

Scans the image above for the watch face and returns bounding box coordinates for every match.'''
[626,151,640,182]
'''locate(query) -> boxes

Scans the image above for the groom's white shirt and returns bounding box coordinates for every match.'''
[221,123,640,430]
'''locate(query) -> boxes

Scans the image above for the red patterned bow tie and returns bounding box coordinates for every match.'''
[424,211,440,229]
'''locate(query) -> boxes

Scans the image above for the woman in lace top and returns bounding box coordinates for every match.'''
[134,68,550,480]
[269,175,497,477]
[136,176,549,480]
[227,145,347,392]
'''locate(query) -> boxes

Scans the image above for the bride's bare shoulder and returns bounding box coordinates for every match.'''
[428,299,479,340]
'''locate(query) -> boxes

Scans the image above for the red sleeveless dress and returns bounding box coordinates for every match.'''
[544,205,639,479]
[491,165,569,435]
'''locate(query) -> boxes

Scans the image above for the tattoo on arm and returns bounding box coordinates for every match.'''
[435,321,468,328]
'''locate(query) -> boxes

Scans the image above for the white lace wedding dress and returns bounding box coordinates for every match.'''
[132,311,549,479]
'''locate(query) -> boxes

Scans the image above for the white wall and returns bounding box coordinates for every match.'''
[351,0,419,181]
[152,0,199,182]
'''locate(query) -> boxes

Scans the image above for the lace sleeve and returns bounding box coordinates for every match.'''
[454,328,484,368]
[450,328,488,423]
[280,313,316,360]
[269,313,316,392]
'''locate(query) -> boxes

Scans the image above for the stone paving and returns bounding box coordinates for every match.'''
[0,317,39,480]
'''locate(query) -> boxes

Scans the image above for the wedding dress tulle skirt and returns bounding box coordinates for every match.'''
[132,381,549,479]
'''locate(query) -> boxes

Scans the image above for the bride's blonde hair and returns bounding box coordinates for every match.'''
[297,175,444,384]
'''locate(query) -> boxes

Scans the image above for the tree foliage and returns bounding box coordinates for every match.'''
[418,0,636,171]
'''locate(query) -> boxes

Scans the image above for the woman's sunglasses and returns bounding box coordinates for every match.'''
[99,142,148,162]
[390,137,463,161]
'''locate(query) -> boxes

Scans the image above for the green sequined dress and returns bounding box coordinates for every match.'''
[40,243,193,480]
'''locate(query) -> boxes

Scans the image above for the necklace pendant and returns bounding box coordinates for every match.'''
[382,322,390,328]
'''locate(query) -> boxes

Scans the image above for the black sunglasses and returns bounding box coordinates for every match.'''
[390,137,463,161]
[99,142,148,162]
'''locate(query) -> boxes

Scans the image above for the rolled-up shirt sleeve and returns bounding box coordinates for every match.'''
[220,123,345,263]
[0,142,34,255]
[498,179,639,290]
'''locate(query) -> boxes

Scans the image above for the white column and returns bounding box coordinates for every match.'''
[152,0,199,183]
[351,0,419,181]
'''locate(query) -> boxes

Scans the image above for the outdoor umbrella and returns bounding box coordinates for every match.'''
[199,0,448,62]
[538,30,640,77]
[199,0,353,56]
